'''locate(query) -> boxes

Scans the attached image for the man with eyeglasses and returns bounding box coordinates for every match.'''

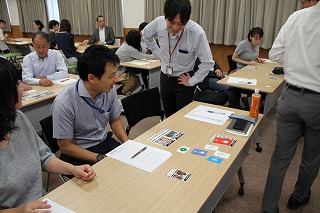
[84,15,115,45]
[52,45,128,166]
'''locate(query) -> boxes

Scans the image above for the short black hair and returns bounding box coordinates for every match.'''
[77,45,120,81]
[139,22,148,31]
[96,15,104,22]
[248,27,264,42]
[0,19,6,24]
[32,31,50,43]
[60,19,71,33]
[0,58,19,141]
[164,0,191,25]
[126,30,141,51]
[34,20,45,31]
[48,20,59,29]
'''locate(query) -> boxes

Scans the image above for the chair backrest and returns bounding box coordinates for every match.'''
[227,54,237,74]
[39,115,60,153]
[121,87,164,134]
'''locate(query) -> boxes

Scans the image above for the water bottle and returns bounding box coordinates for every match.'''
[249,88,261,118]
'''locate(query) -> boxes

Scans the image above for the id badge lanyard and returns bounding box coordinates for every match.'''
[166,29,184,76]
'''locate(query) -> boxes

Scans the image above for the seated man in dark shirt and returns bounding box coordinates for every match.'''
[193,58,241,109]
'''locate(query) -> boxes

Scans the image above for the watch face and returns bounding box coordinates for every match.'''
[97,154,105,161]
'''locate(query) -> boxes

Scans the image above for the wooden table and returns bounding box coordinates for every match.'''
[5,38,32,56]
[76,43,119,53]
[21,74,79,131]
[120,59,161,88]
[43,101,262,212]
[218,62,284,115]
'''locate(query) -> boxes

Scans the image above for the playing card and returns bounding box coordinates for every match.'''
[166,168,191,181]
[191,148,207,156]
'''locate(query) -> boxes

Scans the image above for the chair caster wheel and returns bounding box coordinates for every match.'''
[256,146,262,153]
[238,187,244,196]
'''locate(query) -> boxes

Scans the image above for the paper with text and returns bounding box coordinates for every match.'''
[106,140,172,173]
[52,78,77,85]
[184,105,234,125]
[227,77,257,85]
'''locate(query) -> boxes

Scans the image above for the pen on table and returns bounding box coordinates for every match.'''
[207,110,225,115]
[60,78,70,82]
[131,146,147,159]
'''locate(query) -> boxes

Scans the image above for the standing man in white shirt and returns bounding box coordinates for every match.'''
[0,19,10,54]
[262,3,320,212]
[22,32,68,86]
[85,15,115,45]
[142,0,214,117]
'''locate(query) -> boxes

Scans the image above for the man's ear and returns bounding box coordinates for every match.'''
[87,74,96,83]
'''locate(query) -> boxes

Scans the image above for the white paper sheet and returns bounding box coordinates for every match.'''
[126,59,157,65]
[184,105,234,125]
[227,77,257,85]
[263,59,276,63]
[52,78,77,85]
[41,198,75,213]
[106,140,172,173]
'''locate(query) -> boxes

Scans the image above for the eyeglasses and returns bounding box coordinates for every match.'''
[252,36,262,41]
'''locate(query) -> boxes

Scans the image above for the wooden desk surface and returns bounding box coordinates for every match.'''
[5,38,32,45]
[218,62,284,94]
[22,74,79,108]
[120,59,161,70]
[76,43,119,53]
[43,101,262,212]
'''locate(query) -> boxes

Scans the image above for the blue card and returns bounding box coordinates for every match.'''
[191,148,207,156]
[207,156,223,164]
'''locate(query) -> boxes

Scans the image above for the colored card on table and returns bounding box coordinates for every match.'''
[177,146,190,153]
[210,134,237,147]
[191,148,207,156]
[214,151,230,159]
[207,156,223,164]
[166,168,191,181]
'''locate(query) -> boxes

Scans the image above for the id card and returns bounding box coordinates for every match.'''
[166,66,173,76]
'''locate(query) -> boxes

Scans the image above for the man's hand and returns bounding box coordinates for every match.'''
[72,164,96,181]
[38,77,53,87]
[21,83,32,91]
[178,73,191,86]
[215,69,223,78]
[97,41,105,45]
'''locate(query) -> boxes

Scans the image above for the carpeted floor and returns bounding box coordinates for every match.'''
[43,103,320,213]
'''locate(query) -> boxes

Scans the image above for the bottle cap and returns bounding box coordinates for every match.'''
[254,88,259,93]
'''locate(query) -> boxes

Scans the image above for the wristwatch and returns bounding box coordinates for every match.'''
[96,153,105,162]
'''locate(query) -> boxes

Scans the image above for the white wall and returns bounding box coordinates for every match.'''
[7,0,19,25]
[123,0,145,28]
[7,0,145,28]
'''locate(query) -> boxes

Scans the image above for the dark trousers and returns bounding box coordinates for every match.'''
[60,132,120,166]
[160,72,195,117]
[262,87,320,212]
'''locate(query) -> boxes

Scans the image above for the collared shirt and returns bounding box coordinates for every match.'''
[0,28,8,51]
[235,40,259,69]
[142,16,215,86]
[99,27,106,44]
[52,79,122,148]
[269,3,320,93]
[22,49,68,85]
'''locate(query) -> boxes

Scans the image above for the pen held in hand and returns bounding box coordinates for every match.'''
[131,146,147,159]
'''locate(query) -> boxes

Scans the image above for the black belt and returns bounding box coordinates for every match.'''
[286,83,319,94]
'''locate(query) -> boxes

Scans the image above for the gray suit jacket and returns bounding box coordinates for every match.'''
[88,27,115,45]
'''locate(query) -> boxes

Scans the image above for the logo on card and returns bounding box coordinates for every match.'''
[207,156,223,164]
[191,148,207,156]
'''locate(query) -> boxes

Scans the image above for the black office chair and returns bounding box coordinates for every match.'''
[121,87,165,135]
[39,115,67,191]
[227,54,237,75]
